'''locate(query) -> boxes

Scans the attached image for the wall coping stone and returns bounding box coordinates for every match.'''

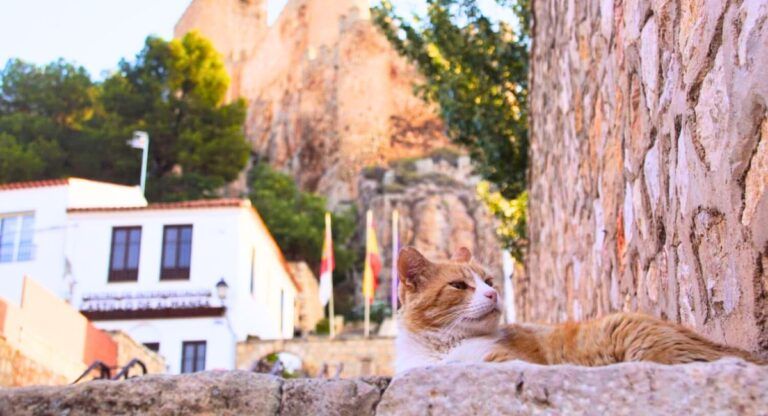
[1,360,766,415]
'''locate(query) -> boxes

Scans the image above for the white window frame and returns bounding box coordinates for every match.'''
[0,211,35,263]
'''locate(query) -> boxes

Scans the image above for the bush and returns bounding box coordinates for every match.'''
[315,318,330,335]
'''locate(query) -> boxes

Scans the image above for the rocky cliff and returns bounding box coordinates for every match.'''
[175,0,504,303]
[175,0,450,205]
[526,0,768,353]
[358,153,503,303]
[3,360,767,415]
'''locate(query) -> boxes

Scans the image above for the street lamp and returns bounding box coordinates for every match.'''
[127,131,149,194]
[216,278,229,301]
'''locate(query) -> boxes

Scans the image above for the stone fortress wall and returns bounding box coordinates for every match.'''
[525,0,768,354]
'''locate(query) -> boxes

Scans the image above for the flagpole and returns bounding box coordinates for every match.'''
[364,297,370,337]
[364,209,372,338]
[391,209,399,319]
[130,131,149,195]
[140,137,149,194]
[326,213,336,339]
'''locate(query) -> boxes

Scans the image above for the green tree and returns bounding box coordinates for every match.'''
[372,0,530,258]
[0,31,250,201]
[249,163,358,275]
[100,31,249,201]
[0,59,95,180]
[0,133,44,181]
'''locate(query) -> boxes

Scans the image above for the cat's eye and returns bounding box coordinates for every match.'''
[449,281,468,290]
[485,278,494,287]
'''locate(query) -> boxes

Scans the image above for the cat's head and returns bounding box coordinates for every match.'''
[397,246,501,337]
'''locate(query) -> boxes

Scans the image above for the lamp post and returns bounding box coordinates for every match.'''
[127,131,149,195]
[216,278,229,304]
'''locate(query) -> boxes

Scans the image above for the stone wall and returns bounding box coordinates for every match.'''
[525,0,768,352]
[288,262,325,335]
[107,331,166,376]
[3,361,768,415]
[237,336,394,377]
[0,337,68,388]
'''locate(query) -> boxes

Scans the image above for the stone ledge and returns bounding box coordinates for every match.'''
[379,359,768,415]
[2,360,767,415]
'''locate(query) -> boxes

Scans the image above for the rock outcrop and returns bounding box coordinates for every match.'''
[174,1,504,298]
[3,361,768,415]
[357,153,503,302]
[175,0,450,205]
[526,0,768,353]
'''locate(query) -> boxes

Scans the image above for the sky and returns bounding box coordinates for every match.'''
[0,0,507,79]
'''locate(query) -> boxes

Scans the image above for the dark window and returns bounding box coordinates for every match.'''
[160,225,192,280]
[143,342,160,353]
[108,227,141,282]
[181,341,206,373]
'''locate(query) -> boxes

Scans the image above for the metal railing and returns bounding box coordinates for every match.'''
[72,358,148,384]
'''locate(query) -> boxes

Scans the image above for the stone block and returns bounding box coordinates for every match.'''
[0,371,281,416]
[378,361,768,415]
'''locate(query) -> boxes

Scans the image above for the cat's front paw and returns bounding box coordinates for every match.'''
[484,350,519,363]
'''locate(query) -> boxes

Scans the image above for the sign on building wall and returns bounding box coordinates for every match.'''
[80,290,224,320]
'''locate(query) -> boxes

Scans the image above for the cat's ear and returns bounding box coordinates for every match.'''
[397,246,432,291]
[451,247,472,263]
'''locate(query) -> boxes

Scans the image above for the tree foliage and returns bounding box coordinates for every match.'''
[0,31,249,201]
[477,181,527,259]
[372,0,530,258]
[249,163,358,276]
[0,59,94,179]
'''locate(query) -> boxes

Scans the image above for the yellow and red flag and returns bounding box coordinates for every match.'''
[318,212,334,306]
[362,209,381,303]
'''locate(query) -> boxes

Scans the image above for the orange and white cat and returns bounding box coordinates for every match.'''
[394,246,764,374]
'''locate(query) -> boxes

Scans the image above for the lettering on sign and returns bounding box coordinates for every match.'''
[81,290,214,312]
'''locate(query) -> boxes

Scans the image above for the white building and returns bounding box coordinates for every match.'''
[0,178,299,374]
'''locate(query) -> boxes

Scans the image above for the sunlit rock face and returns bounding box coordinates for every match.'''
[175,0,450,205]
[356,155,503,303]
[527,0,768,352]
[175,0,505,292]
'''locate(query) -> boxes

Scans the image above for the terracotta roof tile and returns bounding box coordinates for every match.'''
[0,178,69,191]
[67,198,246,213]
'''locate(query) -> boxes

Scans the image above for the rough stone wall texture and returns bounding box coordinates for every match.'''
[525,0,768,353]
[3,361,768,415]
[289,262,325,334]
[107,331,166,375]
[175,0,451,206]
[357,155,503,304]
[237,336,394,377]
[0,370,388,416]
[0,337,68,387]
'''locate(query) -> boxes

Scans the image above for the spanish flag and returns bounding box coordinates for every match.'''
[362,209,381,303]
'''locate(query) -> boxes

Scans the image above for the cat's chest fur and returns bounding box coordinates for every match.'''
[395,328,498,374]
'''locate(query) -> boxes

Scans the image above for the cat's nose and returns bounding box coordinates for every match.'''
[484,290,497,302]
